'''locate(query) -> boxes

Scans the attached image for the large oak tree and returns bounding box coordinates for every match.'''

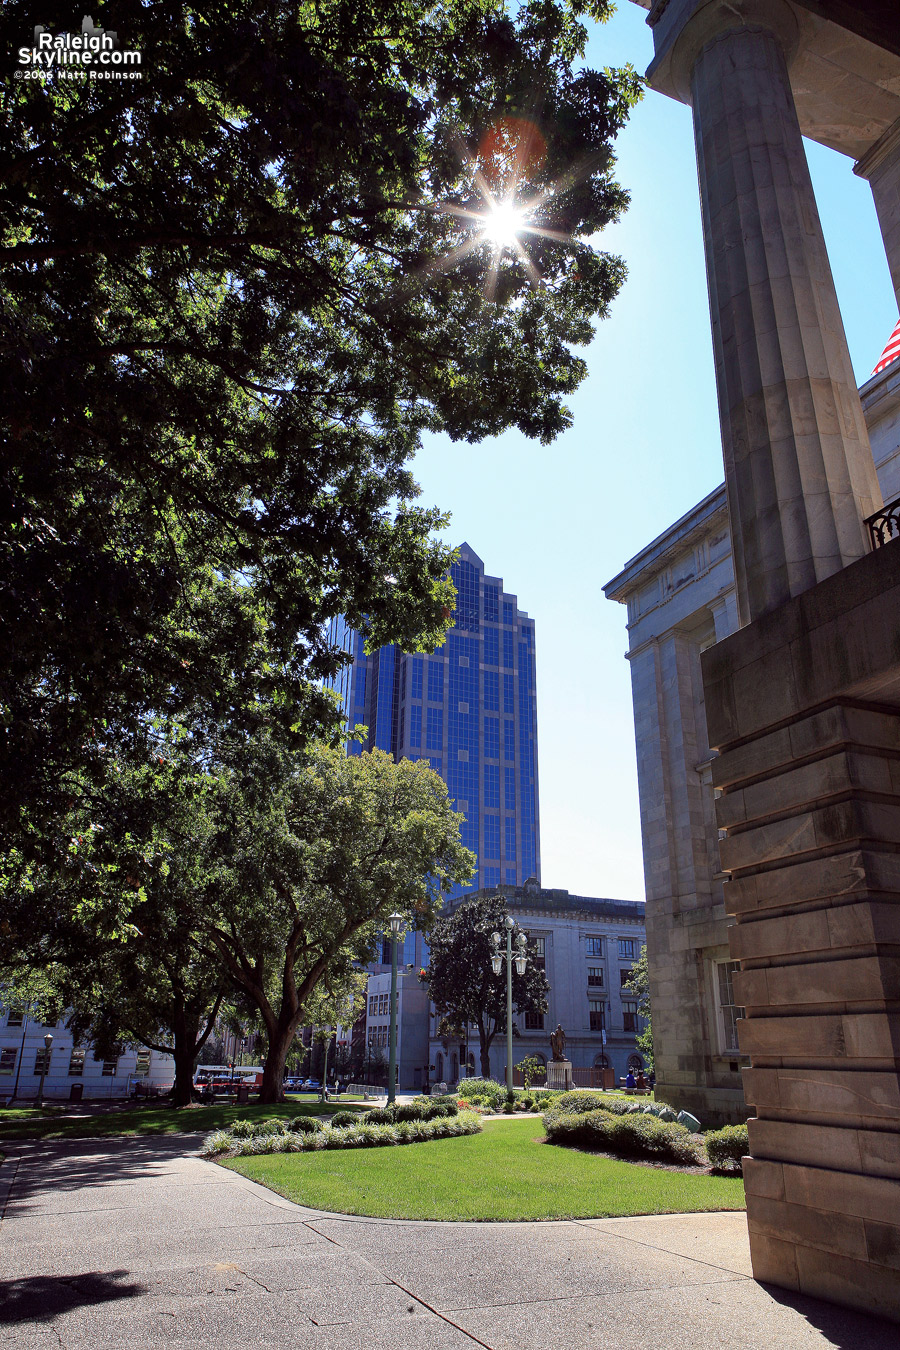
[1,0,641,843]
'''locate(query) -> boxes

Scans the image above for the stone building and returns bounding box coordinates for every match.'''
[604,355,900,1126]
[0,1006,174,1101]
[617,0,900,1319]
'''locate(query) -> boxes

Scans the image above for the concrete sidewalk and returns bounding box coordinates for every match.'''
[0,1136,896,1349]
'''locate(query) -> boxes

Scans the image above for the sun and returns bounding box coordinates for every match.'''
[482,200,527,250]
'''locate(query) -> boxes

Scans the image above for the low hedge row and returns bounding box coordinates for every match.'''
[363,1099,458,1125]
[201,1110,482,1158]
[542,1108,706,1166]
[705,1124,748,1173]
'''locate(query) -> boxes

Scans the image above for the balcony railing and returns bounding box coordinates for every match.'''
[866,497,900,549]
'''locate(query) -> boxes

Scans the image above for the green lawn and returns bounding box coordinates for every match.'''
[0,1099,369,1142]
[223,1118,746,1221]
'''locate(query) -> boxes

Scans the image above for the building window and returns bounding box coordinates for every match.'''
[6,1013,23,1028]
[617,938,635,959]
[587,966,604,987]
[586,937,604,957]
[426,706,443,751]
[410,656,423,700]
[620,967,634,987]
[622,1000,638,1032]
[593,1053,609,1070]
[427,661,444,703]
[484,815,501,859]
[525,1011,544,1030]
[68,1048,85,1077]
[717,960,744,1054]
[588,1000,606,1032]
[33,1048,52,1075]
[101,1058,118,1077]
[0,1048,16,1076]
[135,1049,151,1076]
[530,936,546,971]
[409,704,422,747]
[369,996,375,1016]
[504,817,517,861]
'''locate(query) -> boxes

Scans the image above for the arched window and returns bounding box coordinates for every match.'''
[436,1052,444,1082]
[593,1053,610,1069]
[627,1053,643,1071]
[451,1053,458,1082]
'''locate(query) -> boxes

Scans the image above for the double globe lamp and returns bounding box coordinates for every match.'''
[490,916,529,1096]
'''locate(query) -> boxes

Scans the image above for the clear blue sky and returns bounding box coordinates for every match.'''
[412,2,897,902]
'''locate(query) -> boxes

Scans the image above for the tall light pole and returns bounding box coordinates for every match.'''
[10,1014,29,1105]
[491,916,528,1098]
[387,912,403,1104]
[36,1033,53,1108]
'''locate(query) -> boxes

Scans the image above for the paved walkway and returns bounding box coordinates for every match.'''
[1,1135,896,1349]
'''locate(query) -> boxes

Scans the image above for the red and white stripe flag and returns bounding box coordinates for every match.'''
[873,317,900,376]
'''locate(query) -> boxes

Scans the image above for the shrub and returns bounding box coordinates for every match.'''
[200,1129,236,1156]
[554,1090,617,1116]
[328,1110,361,1129]
[543,1108,705,1166]
[206,1109,484,1157]
[457,1078,502,1100]
[288,1115,323,1134]
[229,1120,257,1139]
[705,1124,749,1173]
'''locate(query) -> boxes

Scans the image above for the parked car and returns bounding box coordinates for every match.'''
[303,1079,321,1091]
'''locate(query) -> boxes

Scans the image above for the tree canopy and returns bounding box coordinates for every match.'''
[1,0,641,842]
[422,893,549,1077]
[622,943,652,1070]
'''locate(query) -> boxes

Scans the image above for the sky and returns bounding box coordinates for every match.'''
[411,2,898,903]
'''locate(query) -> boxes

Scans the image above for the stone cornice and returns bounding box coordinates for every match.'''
[854,114,900,181]
[603,484,729,602]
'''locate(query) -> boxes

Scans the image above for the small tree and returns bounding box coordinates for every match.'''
[622,944,653,1071]
[422,895,549,1078]
[515,1056,547,1090]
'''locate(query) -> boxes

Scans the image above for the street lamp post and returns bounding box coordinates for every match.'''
[36,1033,53,1108]
[10,1014,29,1105]
[491,916,529,1098]
[387,911,403,1105]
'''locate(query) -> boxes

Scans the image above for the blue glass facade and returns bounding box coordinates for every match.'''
[326,543,541,897]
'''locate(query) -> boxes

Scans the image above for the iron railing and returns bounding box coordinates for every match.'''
[866,496,900,549]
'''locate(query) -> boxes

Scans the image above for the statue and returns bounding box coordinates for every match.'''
[550,1024,567,1062]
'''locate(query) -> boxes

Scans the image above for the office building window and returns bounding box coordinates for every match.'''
[588,1000,606,1032]
[0,1048,16,1076]
[503,674,514,714]
[6,1013,23,1028]
[102,1058,118,1076]
[484,717,500,759]
[410,655,423,699]
[503,629,514,668]
[427,660,444,703]
[33,1048,52,1075]
[484,815,501,859]
[68,1048,85,1077]
[529,935,546,971]
[505,867,517,885]
[426,707,443,751]
[409,704,422,747]
[504,817,517,861]
[586,937,604,957]
[484,669,499,712]
[483,585,499,622]
[503,600,515,625]
[504,766,516,810]
[503,720,515,761]
[622,1000,638,1032]
[617,938,635,959]
[484,763,500,809]
[525,1011,544,1030]
[620,968,634,988]
[484,865,501,887]
[717,960,744,1054]
[135,1049,151,1076]
[483,626,499,666]
[587,966,604,987]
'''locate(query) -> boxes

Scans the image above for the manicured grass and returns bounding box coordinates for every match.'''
[0,1099,370,1142]
[222,1117,745,1221]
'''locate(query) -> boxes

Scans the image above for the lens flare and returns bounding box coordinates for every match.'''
[483,200,526,250]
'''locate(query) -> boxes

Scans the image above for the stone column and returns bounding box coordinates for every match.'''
[687,6,882,624]
[855,117,900,316]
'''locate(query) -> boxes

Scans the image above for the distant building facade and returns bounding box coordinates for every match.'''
[327,542,540,895]
[603,356,900,1125]
[0,1007,174,1101]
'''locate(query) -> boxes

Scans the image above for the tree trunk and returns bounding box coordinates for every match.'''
[259,1025,292,1103]
[170,1000,201,1107]
[479,1027,493,1080]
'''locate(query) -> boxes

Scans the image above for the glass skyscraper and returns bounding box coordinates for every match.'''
[327,543,540,895]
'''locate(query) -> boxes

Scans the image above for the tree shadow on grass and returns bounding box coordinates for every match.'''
[0,1269,146,1325]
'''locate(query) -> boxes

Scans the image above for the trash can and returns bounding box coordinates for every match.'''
[235,1084,250,1104]
[69,1083,84,1103]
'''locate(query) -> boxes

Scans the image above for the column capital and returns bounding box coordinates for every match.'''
[647,0,800,105]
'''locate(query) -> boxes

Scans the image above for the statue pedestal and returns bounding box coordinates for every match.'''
[546,1060,573,1091]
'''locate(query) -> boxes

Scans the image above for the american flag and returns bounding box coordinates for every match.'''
[873,317,900,376]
